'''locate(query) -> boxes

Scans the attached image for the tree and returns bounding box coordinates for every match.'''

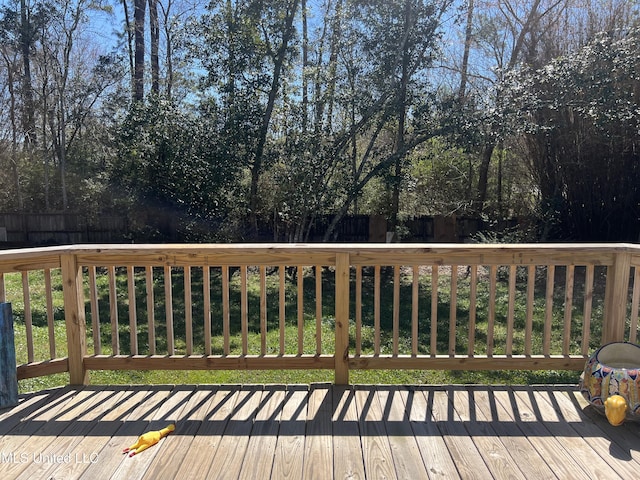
[192,0,300,236]
[472,0,567,216]
[19,0,36,147]
[320,0,452,239]
[503,29,640,240]
[149,0,159,95]
[0,3,28,209]
[133,0,146,101]
[40,0,120,210]
[0,0,124,213]
[113,99,241,240]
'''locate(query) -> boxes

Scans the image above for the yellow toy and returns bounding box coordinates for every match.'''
[604,395,628,426]
[123,424,175,456]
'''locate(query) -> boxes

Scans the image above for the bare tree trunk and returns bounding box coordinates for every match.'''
[475,143,495,214]
[20,0,36,147]
[159,0,174,98]
[459,0,474,100]
[49,102,66,213]
[40,37,50,210]
[313,0,329,131]
[121,0,135,94]
[223,0,235,104]
[313,0,342,133]
[350,83,358,215]
[149,0,160,95]
[164,26,173,98]
[324,0,342,132]
[301,0,308,130]
[134,0,146,102]
[3,52,24,209]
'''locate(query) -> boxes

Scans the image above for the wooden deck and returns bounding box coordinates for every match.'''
[0,384,639,479]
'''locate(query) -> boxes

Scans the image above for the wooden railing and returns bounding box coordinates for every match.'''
[1,243,639,385]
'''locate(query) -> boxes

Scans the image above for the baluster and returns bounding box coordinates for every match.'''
[449,265,458,356]
[108,266,119,355]
[128,266,138,355]
[563,265,575,355]
[204,266,211,355]
[543,265,555,356]
[487,265,497,357]
[164,265,174,355]
[430,265,438,356]
[468,265,478,357]
[315,265,322,355]
[22,271,34,363]
[506,265,516,356]
[525,265,535,356]
[297,265,304,355]
[279,265,285,356]
[44,268,55,359]
[185,265,193,355]
[260,265,267,356]
[411,265,419,356]
[89,266,101,355]
[146,266,155,355]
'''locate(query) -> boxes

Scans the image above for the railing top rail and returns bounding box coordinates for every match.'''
[0,242,638,271]
[0,247,64,272]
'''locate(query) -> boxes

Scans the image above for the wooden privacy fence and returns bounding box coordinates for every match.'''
[1,243,639,385]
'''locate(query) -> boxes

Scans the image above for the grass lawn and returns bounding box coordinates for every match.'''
[6,265,594,393]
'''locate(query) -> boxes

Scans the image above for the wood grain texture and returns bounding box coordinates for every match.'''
[332,386,366,480]
[5,243,640,380]
[0,302,18,407]
[1,384,639,480]
[272,385,307,480]
[303,384,334,480]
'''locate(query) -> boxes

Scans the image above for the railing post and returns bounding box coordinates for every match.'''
[0,302,18,407]
[603,251,631,344]
[61,253,88,385]
[334,252,350,385]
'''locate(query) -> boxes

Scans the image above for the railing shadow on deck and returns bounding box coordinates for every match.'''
[2,384,637,445]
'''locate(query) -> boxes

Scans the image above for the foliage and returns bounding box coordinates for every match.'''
[502,29,640,240]
[259,132,343,241]
[404,137,474,216]
[1,0,640,244]
[112,98,241,241]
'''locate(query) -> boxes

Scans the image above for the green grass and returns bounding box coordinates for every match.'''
[5,265,601,393]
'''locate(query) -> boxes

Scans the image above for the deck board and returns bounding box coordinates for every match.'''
[450,388,526,480]
[354,386,397,479]
[16,386,126,480]
[377,388,429,479]
[141,387,220,480]
[174,385,240,480]
[541,388,640,477]
[332,386,366,480]
[466,388,556,480]
[78,386,173,480]
[237,385,284,480]
[430,388,493,480]
[0,387,79,479]
[492,388,592,480]
[271,385,307,479]
[405,386,461,479]
[207,385,262,480]
[303,384,334,480]
[510,387,621,479]
[1,384,638,480]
